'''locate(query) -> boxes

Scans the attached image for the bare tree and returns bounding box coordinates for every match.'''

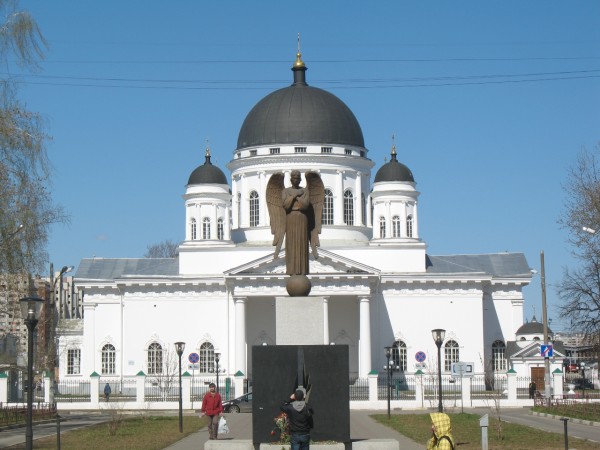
[0,0,68,276]
[144,239,179,258]
[558,145,600,335]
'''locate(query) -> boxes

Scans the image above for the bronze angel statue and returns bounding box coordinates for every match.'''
[267,170,325,276]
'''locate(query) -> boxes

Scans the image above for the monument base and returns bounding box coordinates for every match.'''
[276,296,324,345]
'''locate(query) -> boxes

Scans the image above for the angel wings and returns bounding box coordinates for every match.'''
[266,171,325,273]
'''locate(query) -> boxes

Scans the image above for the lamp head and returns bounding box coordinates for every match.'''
[174,341,185,356]
[431,329,446,347]
[215,352,221,363]
[384,346,392,358]
[19,297,44,322]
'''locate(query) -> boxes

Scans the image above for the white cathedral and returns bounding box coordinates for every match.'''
[61,51,533,384]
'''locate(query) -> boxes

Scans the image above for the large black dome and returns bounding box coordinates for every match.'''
[188,150,228,185]
[236,55,364,150]
[374,148,415,183]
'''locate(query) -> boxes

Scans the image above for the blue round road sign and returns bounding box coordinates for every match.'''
[415,351,426,362]
[188,352,200,364]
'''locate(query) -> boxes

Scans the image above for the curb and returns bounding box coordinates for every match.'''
[530,411,600,427]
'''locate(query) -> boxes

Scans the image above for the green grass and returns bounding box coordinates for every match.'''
[372,413,600,449]
[7,415,209,450]
[532,402,600,422]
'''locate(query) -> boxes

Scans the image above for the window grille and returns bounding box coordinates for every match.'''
[217,218,224,240]
[379,217,386,238]
[344,149,352,155]
[249,191,259,227]
[492,340,507,370]
[250,150,257,156]
[343,190,354,225]
[190,218,197,240]
[147,342,163,375]
[200,342,215,373]
[101,344,116,375]
[444,340,459,371]
[270,148,280,154]
[392,341,407,371]
[407,215,413,238]
[392,216,400,237]
[322,189,334,225]
[321,147,332,154]
[294,147,306,153]
[202,217,211,239]
[67,349,81,375]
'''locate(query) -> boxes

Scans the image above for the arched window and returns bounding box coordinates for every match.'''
[392,215,401,237]
[444,340,459,372]
[200,342,215,373]
[362,193,366,226]
[249,191,259,227]
[392,340,407,371]
[379,217,386,238]
[202,217,211,239]
[492,340,506,371]
[407,215,413,238]
[322,189,334,225]
[101,344,116,375]
[147,342,163,375]
[190,218,197,240]
[343,190,354,225]
[217,218,224,240]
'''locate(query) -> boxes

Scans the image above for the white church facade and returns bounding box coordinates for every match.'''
[60,51,533,386]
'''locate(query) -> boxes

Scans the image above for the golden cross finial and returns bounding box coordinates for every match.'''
[294,32,305,68]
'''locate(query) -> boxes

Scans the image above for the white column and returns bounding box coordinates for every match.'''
[385,201,392,238]
[359,296,372,378]
[259,171,267,226]
[212,203,218,240]
[323,297,330,344]
[355,173,363,226]
[82,302,97,376]
[234,296,247,375]
[240,174,247,228]
[334,171,344,225]
[224,205,231,240]
[412,201,419,238]
[400,201,407,237]
[366,194,372,228]
[232,176,239,229]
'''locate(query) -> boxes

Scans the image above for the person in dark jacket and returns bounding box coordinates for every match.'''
[281,389,314,450]
[200,383,223,439]
[104,383,111,402]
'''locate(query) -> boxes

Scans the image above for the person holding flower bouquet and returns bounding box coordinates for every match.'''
[281,389,314,450]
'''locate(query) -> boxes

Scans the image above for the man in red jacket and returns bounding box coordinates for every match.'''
[200,383,223,439]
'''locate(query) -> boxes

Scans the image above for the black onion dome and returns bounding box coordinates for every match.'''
[236,54,364,149]
[374,146,415,183]
[516,316,553,336]
[188,149,228,185]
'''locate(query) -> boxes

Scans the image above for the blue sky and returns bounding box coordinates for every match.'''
[18,1,600,331]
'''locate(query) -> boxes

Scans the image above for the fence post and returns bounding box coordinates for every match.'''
[367,370,378,402]
[182,371,191,410]
[234,371,245,396]
[506,369,517,401]
[0,372,7,404]
[461,374,472,407]
[43,371,53,404]
[136,371,146,404]
[414,370,424,408]
[90,372,100,405]
[552,369,564,399]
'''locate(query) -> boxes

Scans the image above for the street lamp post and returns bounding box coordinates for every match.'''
[432,329,446,413]
[175,342,185,433]
[384,346,392,419]
[215,353,221,392]
[20,297,44,450]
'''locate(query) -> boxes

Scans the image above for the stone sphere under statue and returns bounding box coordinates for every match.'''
[286,275,311,297]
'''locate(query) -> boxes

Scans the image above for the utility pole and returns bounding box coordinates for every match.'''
[541,251,552,406]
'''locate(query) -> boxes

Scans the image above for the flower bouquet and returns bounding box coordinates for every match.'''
[270,412,290,443]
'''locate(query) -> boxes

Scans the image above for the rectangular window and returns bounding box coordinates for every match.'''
[67,349,81,375]
[294,147,307,153]
[250,150,257,156]
[321,147,332,154]
[344,149,352,155]
[270,147,280,154]
[360,151,365,157]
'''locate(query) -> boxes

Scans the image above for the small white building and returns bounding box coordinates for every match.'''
[59,52,533,385]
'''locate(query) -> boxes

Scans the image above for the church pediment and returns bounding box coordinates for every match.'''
[508,341,566,359]
[226,248,379,277]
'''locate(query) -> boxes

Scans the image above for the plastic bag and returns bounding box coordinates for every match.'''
[218,416,229,435]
